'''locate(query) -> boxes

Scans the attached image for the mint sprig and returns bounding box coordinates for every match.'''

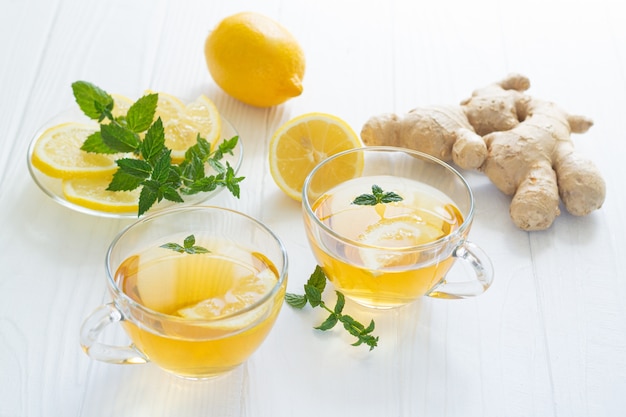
[72,81,115,121]
[71,81,244,216]
[352,184,402,206]
[160,234,210,255]
[286,266,379,351]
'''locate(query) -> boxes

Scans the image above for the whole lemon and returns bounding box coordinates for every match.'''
[204,12,306,108]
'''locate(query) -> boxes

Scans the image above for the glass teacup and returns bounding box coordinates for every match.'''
[302,146,493,309]
[80,206,288,379]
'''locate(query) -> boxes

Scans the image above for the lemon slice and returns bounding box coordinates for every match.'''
[31,122,120,179]
[150,92,222,162]
[268,112,363,201]
[62,175,140,213]
[150,91,185,117]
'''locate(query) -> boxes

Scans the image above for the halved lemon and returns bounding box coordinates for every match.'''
[150,92,222,162]
[268,112,363,201]
[31,122,120,179]
[62,175,140,213]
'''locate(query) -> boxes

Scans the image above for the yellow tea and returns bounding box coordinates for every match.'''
[307,175,464,308]
[115,236,284,378]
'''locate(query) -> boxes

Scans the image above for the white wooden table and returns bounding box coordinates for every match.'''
[1,0,625,416]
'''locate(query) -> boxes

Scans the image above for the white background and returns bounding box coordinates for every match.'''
[1,0,625,416]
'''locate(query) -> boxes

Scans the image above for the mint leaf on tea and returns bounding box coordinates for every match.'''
[352,184,403,206]
[161,234,210,255]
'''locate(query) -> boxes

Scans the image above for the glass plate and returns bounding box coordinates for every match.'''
[26,107,243,219]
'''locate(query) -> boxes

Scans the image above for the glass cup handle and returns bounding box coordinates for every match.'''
[427,241,494,299]
[79,303,148,365]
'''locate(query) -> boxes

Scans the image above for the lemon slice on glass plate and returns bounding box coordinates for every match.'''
[27,94,241,218]
[62,175,141,214]
[149,92,222,163]
[31,122,121,179]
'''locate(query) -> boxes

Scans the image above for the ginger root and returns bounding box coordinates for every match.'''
[361,105,488,170]
[361,74,605,231]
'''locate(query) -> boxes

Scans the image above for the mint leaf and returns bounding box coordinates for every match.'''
[138,181,159,216]
[181,154,205,183]
[165,164,182,186]
[183,235,196,248]
[184,136,212,162]
[224,164,243,198]
[334,291,345,314]
[214,135,239,159]
[140,117,166,164]
[108,172,142,192]
[72,81,114,121]
[182,235,209,254]
[160,242,185,253]
[126,93,158,133]
[308,265,327,292]
[208,157,226,175]
[285,293,308,309]
[100,123,141,153]
[80,131,118,154]
[380,191,403,203]
[341,315,362,334]
[315,314,338,331]
[107,158,152,192]
[161,234,209,254]
[304,284,322,308]
[151,150,172,184]
[339,315,379,350]
[352,185,403,206]
[182,175,220,194]
[184,245,210,254]
[116,158,152,179]
[363,320,376,335]
[351,194,378,206]
[161,185,184,203]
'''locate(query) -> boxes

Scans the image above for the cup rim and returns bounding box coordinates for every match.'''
[104,205,288,324]
[302,146,475,252]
